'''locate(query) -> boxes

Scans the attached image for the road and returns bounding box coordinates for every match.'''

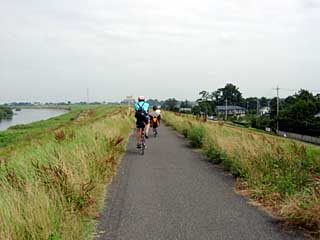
[95,125,303,240]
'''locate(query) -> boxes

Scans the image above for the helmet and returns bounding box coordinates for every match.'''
[153,105,157,111]
[137,96,145,101]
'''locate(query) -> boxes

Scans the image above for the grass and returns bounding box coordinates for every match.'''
[163,111,320,235]
[0,105,134,239]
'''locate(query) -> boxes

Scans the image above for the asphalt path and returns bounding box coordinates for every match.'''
[95,125,303,240]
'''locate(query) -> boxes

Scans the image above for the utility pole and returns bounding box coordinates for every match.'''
[225,99,228,121]
[271,86,281,132]
[256,98,259,116]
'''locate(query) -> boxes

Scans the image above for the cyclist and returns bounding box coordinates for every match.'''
[149,106,161,136]
[134,96,150,149]
[155,107,161,124]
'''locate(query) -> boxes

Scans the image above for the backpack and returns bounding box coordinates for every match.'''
[152,116,158,123]
[152,116,158,127]
[135,103,147,121]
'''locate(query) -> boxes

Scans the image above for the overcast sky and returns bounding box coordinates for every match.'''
[1,0,320,103]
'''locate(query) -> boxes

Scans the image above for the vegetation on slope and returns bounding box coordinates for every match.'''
[164,111,320,236]
[0,106,133,239]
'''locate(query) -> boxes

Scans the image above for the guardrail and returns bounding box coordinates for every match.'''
[277,130,320,145]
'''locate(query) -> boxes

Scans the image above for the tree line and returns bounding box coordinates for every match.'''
[151,83,320,137]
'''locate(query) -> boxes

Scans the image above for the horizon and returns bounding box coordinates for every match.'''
[1,85,319,105]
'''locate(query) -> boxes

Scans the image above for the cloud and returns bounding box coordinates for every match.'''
[102,28,141,41]
[1,0,320,102]
[300,0,320,9]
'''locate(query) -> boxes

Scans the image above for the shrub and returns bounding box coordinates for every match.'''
[205,141,222,164]
[188,124,205,148]
[8,124,30,130]
[182,127,189,138]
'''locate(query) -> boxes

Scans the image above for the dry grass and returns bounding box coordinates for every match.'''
[0,107,133,239]
[163,111,320,235]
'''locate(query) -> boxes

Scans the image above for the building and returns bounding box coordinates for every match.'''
[315,113,320,118]
[179,107,192,113]
[216,105,246,116]
[259,106,271,116]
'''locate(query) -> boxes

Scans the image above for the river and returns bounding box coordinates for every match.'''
[0,108,68,131]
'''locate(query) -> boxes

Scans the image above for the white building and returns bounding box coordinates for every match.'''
[259,106,271,116]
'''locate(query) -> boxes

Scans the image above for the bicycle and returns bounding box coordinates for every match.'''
[153,127,158,137]
[140,127,146,155]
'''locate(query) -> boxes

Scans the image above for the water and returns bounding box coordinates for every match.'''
[0,109,68,131]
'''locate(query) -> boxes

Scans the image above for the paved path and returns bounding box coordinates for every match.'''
[95,125,303,240]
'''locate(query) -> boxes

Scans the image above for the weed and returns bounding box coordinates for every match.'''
[188,124,205,148]
[54,130,66,141]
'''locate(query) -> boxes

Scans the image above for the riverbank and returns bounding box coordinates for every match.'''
[0,108,68,132]
[0,105,109,147]
[0,106,134,239]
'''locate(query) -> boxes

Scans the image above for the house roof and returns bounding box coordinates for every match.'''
[216,105,246,111]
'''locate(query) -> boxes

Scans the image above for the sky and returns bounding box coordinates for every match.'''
[1,0,320,103]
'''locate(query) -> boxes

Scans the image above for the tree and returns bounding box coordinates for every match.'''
[259,97,269,108]
[245,97,258,114]
[191,105,201,115]
[212,83,243,106]
[0,106,13,120]
[148,99,162,108]
[196,91,215,115]
[198,101,214,116]
[198,90,210,101]
[180,100,191,108]
[277,90,320,136]
[270,97,279,118]
[162,98,179,111]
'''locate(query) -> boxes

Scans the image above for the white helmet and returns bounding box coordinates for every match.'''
[137,96,145,101]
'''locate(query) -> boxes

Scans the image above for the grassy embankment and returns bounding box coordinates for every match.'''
[0,105,134,239]
[163,112,320,235]
[0,105,100,148]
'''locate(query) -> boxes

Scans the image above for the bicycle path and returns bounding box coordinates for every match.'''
[95,125,303,240]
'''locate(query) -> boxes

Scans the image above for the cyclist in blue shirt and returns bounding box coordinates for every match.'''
[134,96,150,148]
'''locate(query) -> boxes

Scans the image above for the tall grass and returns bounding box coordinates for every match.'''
[163,112,320,235]
[0,107,133,239]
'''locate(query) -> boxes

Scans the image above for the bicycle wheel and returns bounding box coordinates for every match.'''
[154,128,158,137]
[140,129,145,155]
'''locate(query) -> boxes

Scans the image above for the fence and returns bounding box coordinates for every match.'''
[276,130,320,145]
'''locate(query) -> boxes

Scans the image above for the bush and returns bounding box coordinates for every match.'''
[251,116,271,130]
[188,125,205,148]
[205,143,222,164]
[232,120,250,128]
[182,128,188,138]
[0,106,13,120]
[8,124,30,130]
